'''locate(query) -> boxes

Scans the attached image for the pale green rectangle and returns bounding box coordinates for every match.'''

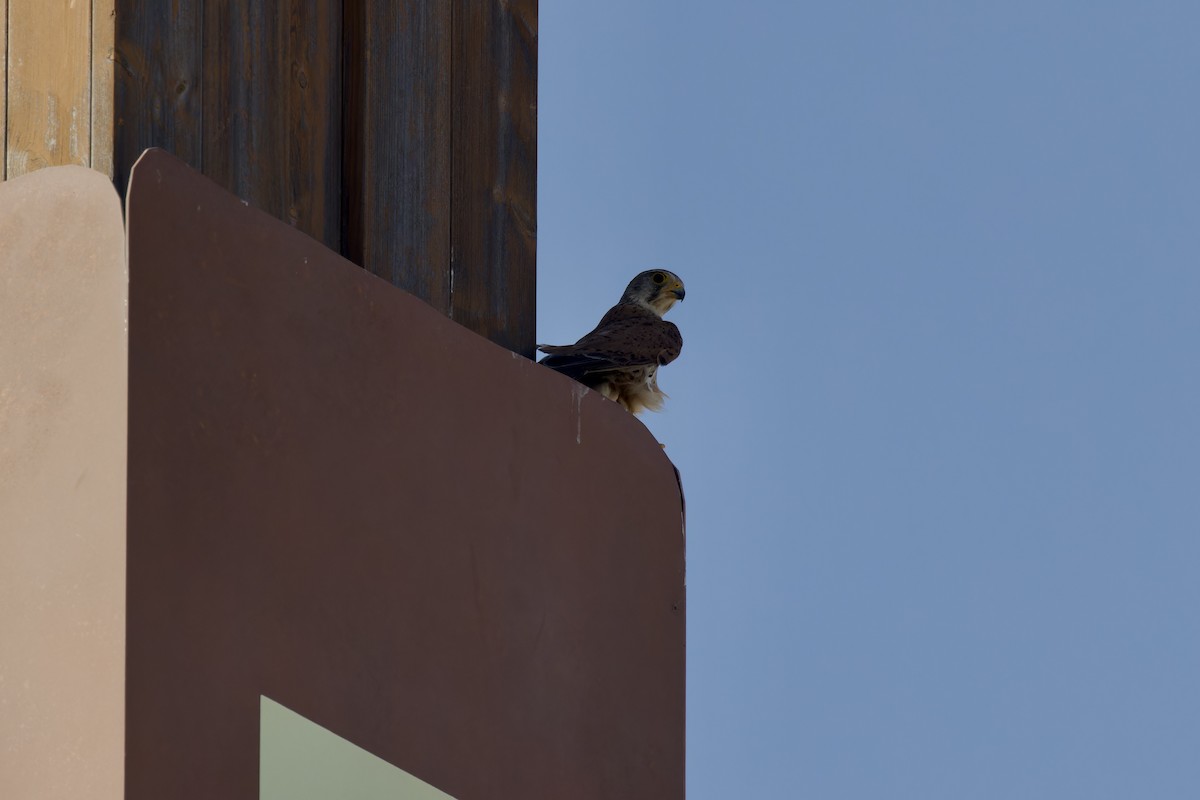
[260,696,456,800]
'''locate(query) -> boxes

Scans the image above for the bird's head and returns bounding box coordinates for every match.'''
[622,269,686,316]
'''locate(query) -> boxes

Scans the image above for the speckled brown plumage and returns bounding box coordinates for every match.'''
[538,270,685,414]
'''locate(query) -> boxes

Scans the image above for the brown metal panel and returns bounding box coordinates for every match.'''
[112,0,205,193]
[126,149,683,799]
[450,0,538,358]
[342,0,452,307]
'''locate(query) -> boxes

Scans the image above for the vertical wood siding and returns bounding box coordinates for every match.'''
[1,0,532,354]
[92,0,116,178]
[0,2,6,179]
[3,0,114,179]
[449,0,537,354]
[8,0,92,175]
[113,0,537,356]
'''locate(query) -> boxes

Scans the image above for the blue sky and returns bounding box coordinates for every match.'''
[537,3,1200,797]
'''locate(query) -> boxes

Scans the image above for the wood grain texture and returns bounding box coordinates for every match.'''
[450,0,538,357]
[201,0,286,204]
[343,0,452,308]
[1,0,7,180]
[112,0,204,195]
[285,0,342,248]
[92,0,117,178]
[6,0,93,177]
[111,0,536,354]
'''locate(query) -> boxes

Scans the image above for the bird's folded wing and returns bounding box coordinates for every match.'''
[536,352,624,380]
[538,315,682,376]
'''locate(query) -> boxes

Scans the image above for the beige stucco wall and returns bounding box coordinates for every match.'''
[0,165,126,799]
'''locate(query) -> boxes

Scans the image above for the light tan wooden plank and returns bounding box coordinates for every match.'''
[92,0,115,178]
[6,0,92,177]
[2,0,8,180]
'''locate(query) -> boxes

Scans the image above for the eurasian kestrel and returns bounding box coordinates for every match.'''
[538,270,685,414]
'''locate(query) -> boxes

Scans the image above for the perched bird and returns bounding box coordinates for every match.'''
[538,270,685,414]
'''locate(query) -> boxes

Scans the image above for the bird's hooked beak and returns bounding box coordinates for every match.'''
[649,276,687,316]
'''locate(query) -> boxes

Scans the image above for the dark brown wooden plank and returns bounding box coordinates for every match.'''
[286,0,342,248]
[201,1,286,211]
[112,0,205,195]
[114,0,536,354]
[343,0,452,311]
[449,0,538,358]
[199,0,341,247]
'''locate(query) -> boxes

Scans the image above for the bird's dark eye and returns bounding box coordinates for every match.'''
[652,273,666,285]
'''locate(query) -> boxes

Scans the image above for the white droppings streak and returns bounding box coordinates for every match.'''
[572,384,589,444]
[69,107,81,162]
[8,150,29,175]
[45,96,59,152]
